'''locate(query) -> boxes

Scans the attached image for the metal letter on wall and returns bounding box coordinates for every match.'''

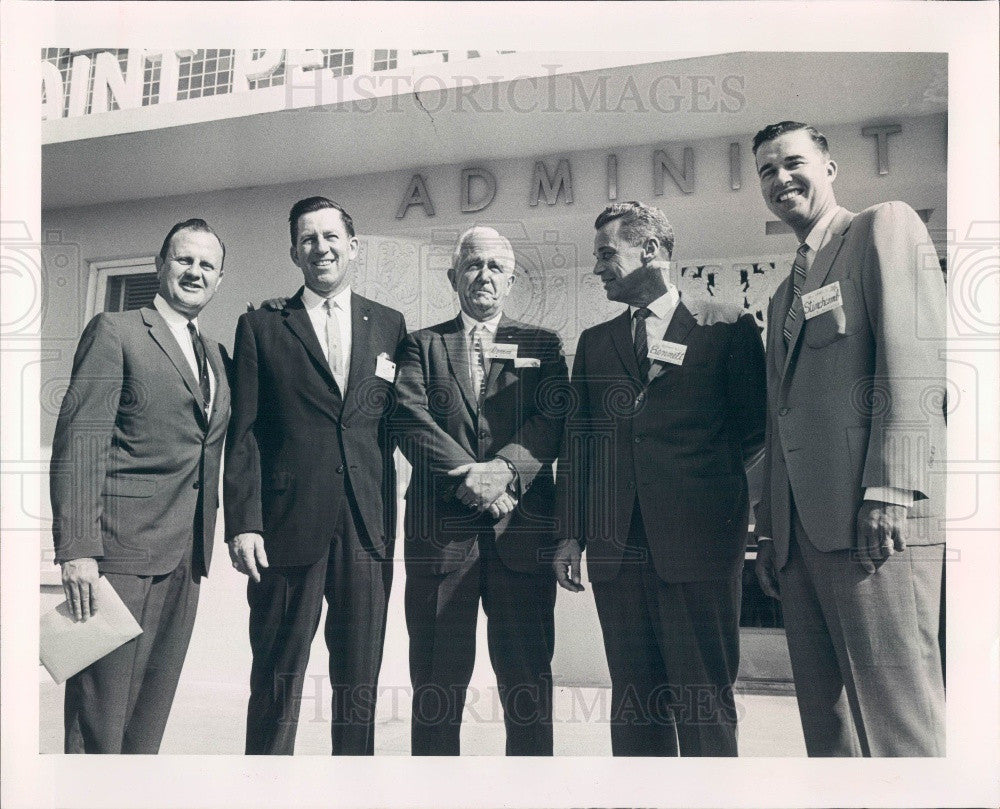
[529,159,574,207]
[396,174,436,219]
[460,167,497,213]
[606,154,619,201]
[729,143,742,190]
[861,124,902,175]
[653,147,695,195]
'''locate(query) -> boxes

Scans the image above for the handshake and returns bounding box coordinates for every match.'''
[446,458,518,519]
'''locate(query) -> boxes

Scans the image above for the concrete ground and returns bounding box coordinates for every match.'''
[39,516,806,757]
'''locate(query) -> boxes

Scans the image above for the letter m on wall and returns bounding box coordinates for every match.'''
[530,159,573,207]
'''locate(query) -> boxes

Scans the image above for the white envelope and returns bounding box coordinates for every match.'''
[40,576,143,684]
[513,358,540,368]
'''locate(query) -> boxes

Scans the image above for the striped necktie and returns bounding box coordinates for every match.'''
[782,243,811,345]
[471,324,488,399]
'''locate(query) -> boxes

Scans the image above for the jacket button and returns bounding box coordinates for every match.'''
[779,407,790,416]
[192,480,201,489]
[634,436,642,443]
[336,465,345,474]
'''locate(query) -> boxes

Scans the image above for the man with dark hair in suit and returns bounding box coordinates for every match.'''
[225,196,407,755]
[553,201,766,757]
[393,226,569,755]
[751,121,946,756]
[51,218,229,753]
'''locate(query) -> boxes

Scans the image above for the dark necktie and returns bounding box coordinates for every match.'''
[187,322,211,412]
[782,243,811,346]
[633,307,652,379]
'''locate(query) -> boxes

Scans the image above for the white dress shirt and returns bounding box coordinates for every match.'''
[302,285,352,394]
[153,294,215,418]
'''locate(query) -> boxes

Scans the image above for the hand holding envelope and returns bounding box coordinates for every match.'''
[40,577,142,684]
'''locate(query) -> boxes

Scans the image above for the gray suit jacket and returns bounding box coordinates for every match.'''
[50,307,230,577]
[755,202,947,568]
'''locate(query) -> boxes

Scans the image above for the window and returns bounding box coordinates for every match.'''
[86,257,158,318]
[372,49,398,72]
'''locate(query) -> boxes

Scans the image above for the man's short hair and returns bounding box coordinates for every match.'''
[288,196,355,244]
[158,219,226,266]
[451,226,515,270]
[752,121,830,156]
[594,202,675,259]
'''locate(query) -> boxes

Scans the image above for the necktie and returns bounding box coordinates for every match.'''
[782,243,811,345]
[187,322,211,412]
[324,298,342,379]
[471,325,488,399]
[633,307,652,379]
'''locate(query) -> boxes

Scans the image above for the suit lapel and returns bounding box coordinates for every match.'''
[648,301,696,383]
[343,294,372,419]
[203,337,228,431]
[483,315,517,396]
[282,291,338,385]
[609,309,642,381]
[141,307,206,428]
[441,315,478,418]
[781,208,854,380]
[771,277,792,371]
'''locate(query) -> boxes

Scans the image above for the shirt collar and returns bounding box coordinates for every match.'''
[302,284,352,312]
[803,205,842,254]
[629,283,680,321]
[460,310,504,335]
[154,294,197,331]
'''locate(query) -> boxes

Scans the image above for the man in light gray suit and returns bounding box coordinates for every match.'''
[51,219,229,753]
[752,121,946,756]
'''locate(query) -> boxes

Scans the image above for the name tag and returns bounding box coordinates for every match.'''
[801,281,843,320]
[648,340,687,365]
[375,352,396,382]
[484,343,518,361]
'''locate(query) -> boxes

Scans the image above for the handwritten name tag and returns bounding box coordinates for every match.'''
[801,282,843,320]
[375,352,396,382]
[484,343,518,361]
[648,340,687,365]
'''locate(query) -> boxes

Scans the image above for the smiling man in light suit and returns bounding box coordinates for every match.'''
[51,218,229,753]
[751,121,947,756]
[393,226,569,755]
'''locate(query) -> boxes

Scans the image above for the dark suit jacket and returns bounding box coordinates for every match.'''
[50,307,230,577]
[393,314,569,575]
[224,288,406,567]
[755,203,947,569]
[558,300,766,583]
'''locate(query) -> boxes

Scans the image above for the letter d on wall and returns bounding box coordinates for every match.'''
[460,167,497,213]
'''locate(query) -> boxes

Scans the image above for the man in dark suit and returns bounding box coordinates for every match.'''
[751,122,946,756]
[224,197,406,755]
[51,218,229,753]
[553,202,766,757]
[393,226,568,755]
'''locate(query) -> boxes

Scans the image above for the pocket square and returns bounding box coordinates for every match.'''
[514,358,541,368]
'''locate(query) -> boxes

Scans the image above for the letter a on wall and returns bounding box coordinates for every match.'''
[396,174,436,219]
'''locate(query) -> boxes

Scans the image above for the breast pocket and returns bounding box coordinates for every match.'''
[803,278,860,349]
